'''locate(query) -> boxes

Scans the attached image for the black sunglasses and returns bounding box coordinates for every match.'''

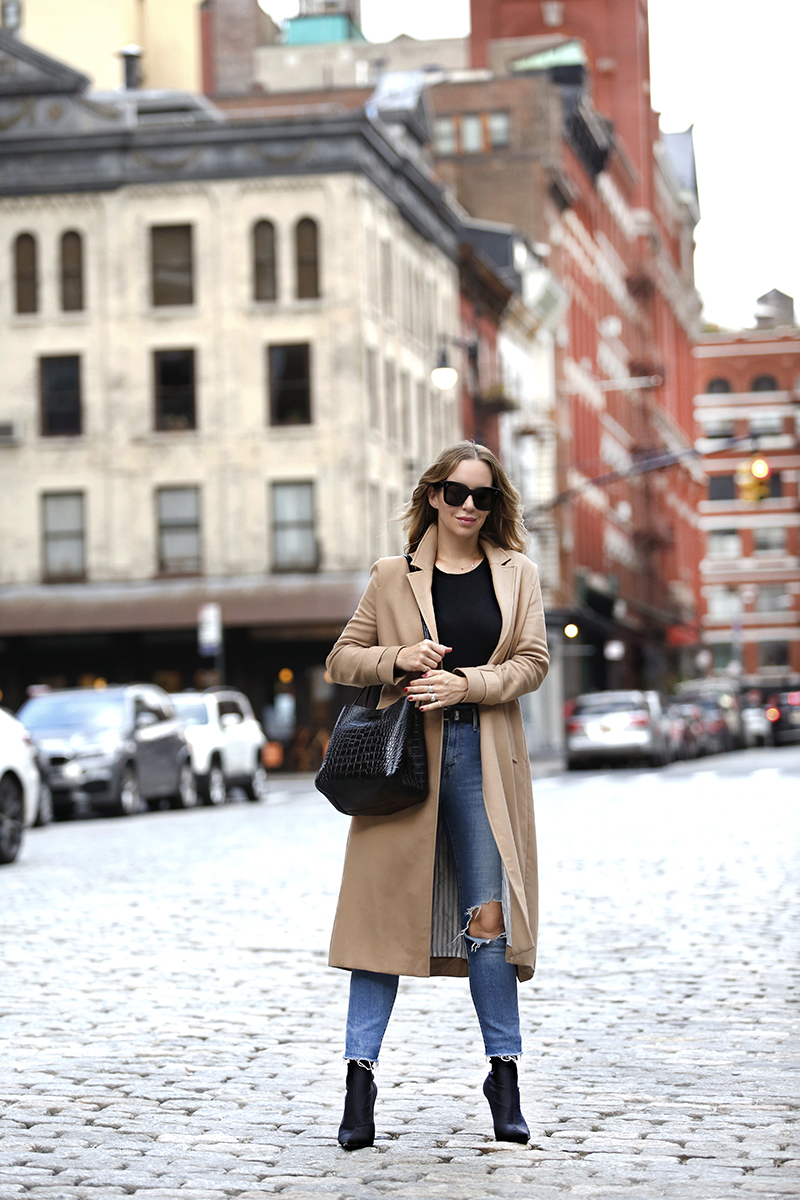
[435,480,501,511]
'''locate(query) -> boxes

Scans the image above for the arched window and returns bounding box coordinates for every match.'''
[14,232,38,314]
[253,220,277,301]
[60,230,84,311]
[295,217,320,299]
[751,374,778,392]
[706,377,731,393]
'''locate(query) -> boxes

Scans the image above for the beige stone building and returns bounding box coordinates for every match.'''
[0,32,461,739]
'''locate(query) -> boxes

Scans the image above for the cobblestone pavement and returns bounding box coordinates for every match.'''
[1,746,799,1199]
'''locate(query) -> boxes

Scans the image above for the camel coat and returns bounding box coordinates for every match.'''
[326,524,549,982]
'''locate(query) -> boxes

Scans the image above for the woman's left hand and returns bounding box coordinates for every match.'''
[405,669,469,712]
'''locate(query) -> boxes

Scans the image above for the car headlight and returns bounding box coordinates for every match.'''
[63,761,85,779]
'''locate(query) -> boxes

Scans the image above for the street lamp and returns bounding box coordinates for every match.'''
[431,337,479,391]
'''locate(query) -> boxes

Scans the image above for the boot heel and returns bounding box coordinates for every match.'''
[483,1057,530,1144]
[338,1060,377,1150]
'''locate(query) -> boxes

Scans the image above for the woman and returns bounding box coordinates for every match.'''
[326,441,549,1149]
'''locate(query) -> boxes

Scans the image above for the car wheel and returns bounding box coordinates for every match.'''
[0,772,24,865]
[114,765,142,816]
[34,781,53,827]
[171,761,199,809]
[244,761,268,802]
[201,761,227,806]
[565,756,582,771]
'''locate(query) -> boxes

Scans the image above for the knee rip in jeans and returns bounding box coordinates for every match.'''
[464,899,505,948]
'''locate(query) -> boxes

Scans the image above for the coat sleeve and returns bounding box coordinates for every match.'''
[326,561,407,688]
[455,562,549,705]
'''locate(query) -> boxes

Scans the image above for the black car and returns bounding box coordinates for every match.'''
[18,685,196,818]
[765,691,800,745]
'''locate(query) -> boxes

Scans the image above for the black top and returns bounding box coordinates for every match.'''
[431,557,502,671]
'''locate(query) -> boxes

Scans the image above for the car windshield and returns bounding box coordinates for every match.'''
[171,697,209,726]
[19,692,127,731]
[574,695,644,715]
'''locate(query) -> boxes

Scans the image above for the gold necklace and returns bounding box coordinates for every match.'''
[436,554,483,573]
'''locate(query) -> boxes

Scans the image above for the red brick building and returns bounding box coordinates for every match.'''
[428,0,704,691]
[694,293,800,683]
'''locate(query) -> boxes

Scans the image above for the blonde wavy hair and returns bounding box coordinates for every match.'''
[403,441,528,554]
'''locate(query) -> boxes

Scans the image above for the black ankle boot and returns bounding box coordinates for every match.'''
[338,1060,377,1150]
[483,1057,530,1144]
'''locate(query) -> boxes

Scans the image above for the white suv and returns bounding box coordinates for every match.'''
[170,690,267,805]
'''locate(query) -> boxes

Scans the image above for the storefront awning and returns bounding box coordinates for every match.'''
[0,573,369,638]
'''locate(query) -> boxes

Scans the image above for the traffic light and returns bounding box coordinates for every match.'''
[736,457,771,501]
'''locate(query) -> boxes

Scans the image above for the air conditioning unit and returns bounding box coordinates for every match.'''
[0,420,23,446]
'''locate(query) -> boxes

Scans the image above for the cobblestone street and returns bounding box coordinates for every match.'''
[1,747,799,1199]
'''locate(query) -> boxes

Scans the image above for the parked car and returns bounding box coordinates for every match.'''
[565,690,672,769]
[688,697,729,756]
[0,707,42,864]
[18,685,196,818]
[764,691,800,745]
[741,704,774,748]
[665,702,705,759]
[170,689,267,804]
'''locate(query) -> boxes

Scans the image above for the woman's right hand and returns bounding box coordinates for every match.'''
[396,639,451,675]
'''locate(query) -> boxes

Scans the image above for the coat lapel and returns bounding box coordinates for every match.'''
[484,541,518,662]
[407,526,518,661]
[407,525,439,643]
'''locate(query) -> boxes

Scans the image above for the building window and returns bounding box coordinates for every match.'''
[268,343,311,425]
[708,475,735,501]
[42,492,85,581]
[461,113,482,154]
[759,640,789,667]
[157,487,201,574]
[416,379,428,462]
[707,529,741,558]
[60,230,84,311]
[384,360,396,441]
[767,472,783,498]
[753,526,786,554]
[435,115,456,155]
[272,481,317,571]
[14,232,37,313]
[706,586,742,618]
[399,369,411,446]
[151,225,194,306]
[154,350,196,431]
[295,217,320,299]
[40,355,81,436]
[749,412,783,436]
[703,417,735,439]
[756,584,789,613]
[365,346,379,430]
[253,220,277,302]
[380,239,393,317]
[488,110,511,147]
[751,374,778,392]
[705,377,731,393]
[711,643,734,670]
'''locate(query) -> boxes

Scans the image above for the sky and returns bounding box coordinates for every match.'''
[259,0,798,332]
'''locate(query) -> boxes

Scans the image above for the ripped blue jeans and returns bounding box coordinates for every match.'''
[344,711,522,1061]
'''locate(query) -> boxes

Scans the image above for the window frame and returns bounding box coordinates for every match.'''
[271,480,318,573]
[156,486,202,576]
[40,355,82,437]
[154,348,197,432]
[150,224,194,307]
[268,343,312,427]
[14,231,38,314]
[60,230,84,312]
[253,219,277,302]
[295,217,320,300]
[42,491,86,582]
